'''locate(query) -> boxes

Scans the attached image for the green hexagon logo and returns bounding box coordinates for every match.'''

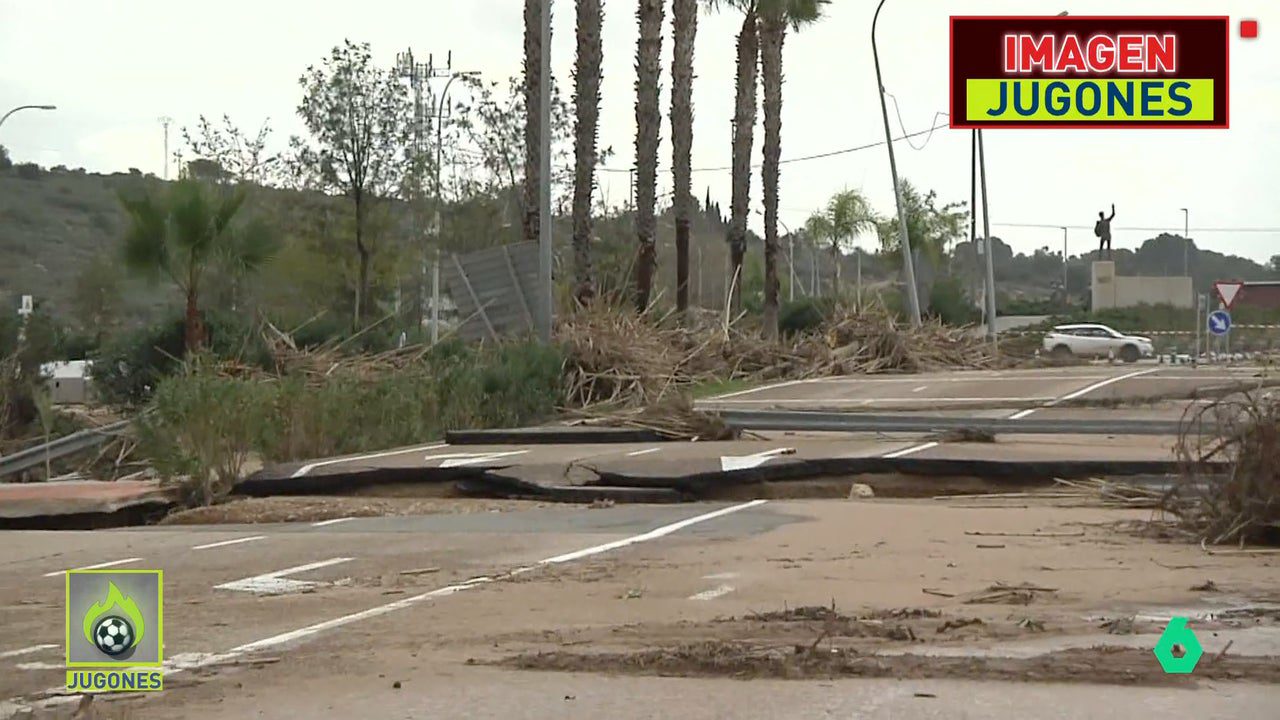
[1153,617,1202,674]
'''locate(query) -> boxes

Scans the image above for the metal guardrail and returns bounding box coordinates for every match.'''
[0,419,132,480]
[714,410,1189,436]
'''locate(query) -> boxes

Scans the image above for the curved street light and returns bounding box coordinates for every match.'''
[0,104,57,131]
[872,0,921,327]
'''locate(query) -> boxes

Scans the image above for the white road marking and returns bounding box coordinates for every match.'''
[215,557,354,595]
[711,379,808,399]
[192,535,267,550]
[0,645,56,660]
[15,661,62,671]
[689,584,735,601]
[11,500,769,714]
[421,449,530,468]
[290,442,447,478]
[43,557,141,578]
[311,517,353,528]
[703,572,739,580]
[912,385,928,393]
[720,448,794,472]
[626,447,662,457]
[881,442,939,459]
[1009,368,1158,420]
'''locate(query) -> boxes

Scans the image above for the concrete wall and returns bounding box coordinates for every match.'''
[1091,261,1193,310]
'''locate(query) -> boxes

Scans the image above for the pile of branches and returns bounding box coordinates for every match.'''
[809,308,1000,376]
[565,395,737,442]
[217,320,435,386]
[1169,393,1280,546]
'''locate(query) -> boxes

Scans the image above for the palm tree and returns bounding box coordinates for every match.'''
[714,0,760,317]
[803,212,834,292]
[671,0,698,316]
[522,0,545,250]
[571,0,604,305]
[758,0,828,337]
[828,188,878,303]
[633,0,665,311]
[120,178,277,353]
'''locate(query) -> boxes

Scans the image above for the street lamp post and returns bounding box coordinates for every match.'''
[872,0,922,327]
[429,69,481,344]
[1180,207,1190,277]
[0,104,56,132]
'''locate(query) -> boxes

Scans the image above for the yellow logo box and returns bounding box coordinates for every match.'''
[966,78,1214,122]
[66,669,164,693]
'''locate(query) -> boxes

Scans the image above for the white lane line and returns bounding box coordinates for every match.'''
[421,450,530,468]
[16,661,62,671]
[912,385,928,393]
[710,379,808,400]
[689,584,735,601]
[0,645,57,660]
[311,517,353,528]
[215,557,354,595]
[1009,368,1158,420]
[43,557,141,578]
[290,442,447,478]
[881,442,939,459]
[12,500,770,713]
[192,535,267,551]
[703,572,739,580]
[626,447,662,457]
[720,448,794,472]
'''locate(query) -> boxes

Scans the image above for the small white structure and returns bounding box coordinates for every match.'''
[39,360,95,405]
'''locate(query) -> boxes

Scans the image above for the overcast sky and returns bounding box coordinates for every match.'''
[1,0,1275,263]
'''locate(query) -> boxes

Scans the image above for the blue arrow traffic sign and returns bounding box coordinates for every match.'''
[1208,309,1232,336]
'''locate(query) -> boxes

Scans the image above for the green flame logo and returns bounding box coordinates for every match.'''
[82,582,145,648]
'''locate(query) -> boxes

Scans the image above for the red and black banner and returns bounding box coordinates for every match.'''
[950,16,1229,129]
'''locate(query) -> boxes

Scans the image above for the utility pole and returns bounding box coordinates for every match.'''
[537,0,553,343]
[396,49,432,335]
[398,49,478,344]
[1180,207,1190,276]
[872,0,921,327]
[977,129,997,346]
[159,116,173,180]
[1060,226,1068,302]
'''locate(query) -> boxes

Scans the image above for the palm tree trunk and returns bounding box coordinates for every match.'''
[184,288,203,354]
[728,10,759,318]
[633,0,664,312]
[671,0,697,317]
[571,0,603,307]
[759,11,784,340]
[522,0,544,248]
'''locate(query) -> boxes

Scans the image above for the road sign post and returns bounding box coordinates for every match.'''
[1207,308,1231,362]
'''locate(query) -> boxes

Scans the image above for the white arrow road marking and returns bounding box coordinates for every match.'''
[215,557,354,595]
[421,450,530,468]
[291,442,447,478]
[689,584,735,601]
[0,645,57,660]
[43,557,141,578]
[719,447,795,472]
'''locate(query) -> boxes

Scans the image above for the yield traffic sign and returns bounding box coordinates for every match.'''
[1214,281,1243,309]
[1207,309,1232,337]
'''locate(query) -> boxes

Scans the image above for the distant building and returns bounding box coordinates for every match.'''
[38,360,95,405]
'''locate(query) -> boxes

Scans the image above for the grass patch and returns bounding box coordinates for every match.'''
[691,377,757,399]
[138,341,564,506]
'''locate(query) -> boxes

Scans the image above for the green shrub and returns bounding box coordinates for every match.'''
[92,311,271,406]
[15,163,40,181]
[927,276,981,326]
[779,296,836,336]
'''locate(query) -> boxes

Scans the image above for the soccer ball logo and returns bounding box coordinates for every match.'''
[92,615,134,656]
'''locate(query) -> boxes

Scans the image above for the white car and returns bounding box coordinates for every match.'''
[1042,323,1155,363]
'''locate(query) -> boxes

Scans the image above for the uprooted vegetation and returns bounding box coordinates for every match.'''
[134,302,1005,507]
[1167,393,1280,546]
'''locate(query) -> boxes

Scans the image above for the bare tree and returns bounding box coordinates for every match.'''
[634,0,665,311]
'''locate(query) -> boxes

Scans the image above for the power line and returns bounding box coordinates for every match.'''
[598,121,952,175]
[995,222,1280,233]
